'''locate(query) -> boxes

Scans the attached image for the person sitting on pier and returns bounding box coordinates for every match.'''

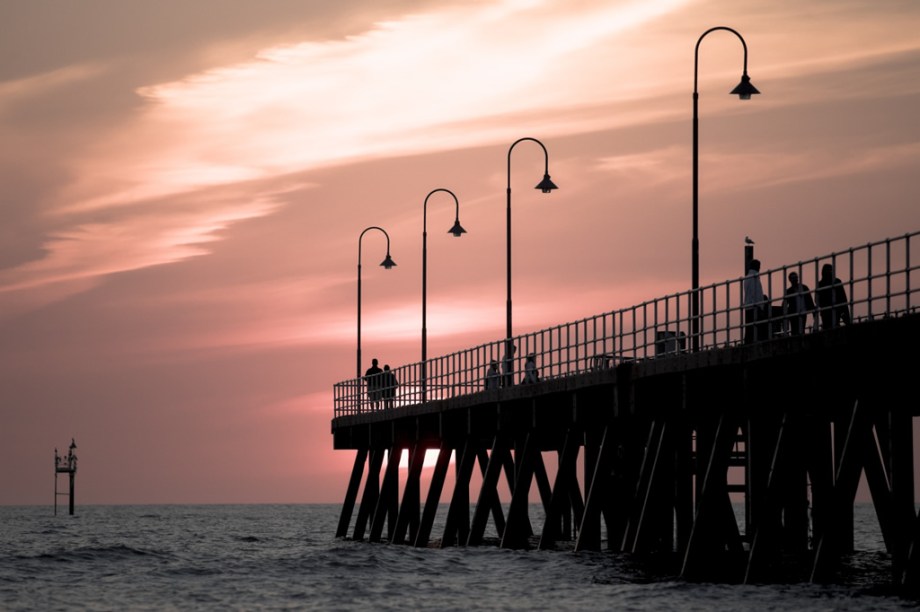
[485,360,501,390]
[521,354,539,384]
[364,358,383,410]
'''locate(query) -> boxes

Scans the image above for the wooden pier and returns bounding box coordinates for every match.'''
[331,233,920,590]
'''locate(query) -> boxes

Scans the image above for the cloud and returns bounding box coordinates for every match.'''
[0,191,283,293]
[735,143,920,191]
[0,63,107,109]
[112,0,689,196]
[1,0,698,316]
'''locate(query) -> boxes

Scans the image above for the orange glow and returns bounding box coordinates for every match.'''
[398,449,447,470]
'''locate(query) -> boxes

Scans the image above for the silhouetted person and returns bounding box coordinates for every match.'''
[743,259,767,343]
[815,264,851,330]
[485,360,501,390]
[521,354,539,384]
[381,365,398,409]
[502,343,516,387]
[364,358,383,410]
[783,271,816,335]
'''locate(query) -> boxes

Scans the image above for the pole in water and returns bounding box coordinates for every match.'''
[54,438,78,516]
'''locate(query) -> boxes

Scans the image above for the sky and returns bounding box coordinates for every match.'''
[1,0,918,505]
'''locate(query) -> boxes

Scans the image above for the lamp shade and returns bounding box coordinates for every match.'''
[535,173,558,193]
[447,219,467,237]
[730,74,760,100]
[380,254,397,269]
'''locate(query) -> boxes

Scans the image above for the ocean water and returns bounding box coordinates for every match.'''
[0,504,915,611]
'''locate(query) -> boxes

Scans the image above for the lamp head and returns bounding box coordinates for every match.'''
[731,73,760,100]
[380,254,397,269]
[535,173,558,193]
[447,219,467,237]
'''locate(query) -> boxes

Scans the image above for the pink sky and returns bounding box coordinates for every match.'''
[1,0,918,504]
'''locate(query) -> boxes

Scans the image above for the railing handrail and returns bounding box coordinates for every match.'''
[334,231,919,417]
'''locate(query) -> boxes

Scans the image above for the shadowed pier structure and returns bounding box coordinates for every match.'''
[331,232,920,590]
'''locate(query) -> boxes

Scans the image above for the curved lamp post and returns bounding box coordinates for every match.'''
[506,137,558,375]
[422,188,466,402]
[357,226,396,377]
[691,26,759,351]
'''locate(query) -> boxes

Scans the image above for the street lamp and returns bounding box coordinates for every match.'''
[506,137,558,377]
[422,188,466,402]
[357,226,396,378]
[691,26,759,351]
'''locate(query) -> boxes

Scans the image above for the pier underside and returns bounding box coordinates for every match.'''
[332,314,920,589]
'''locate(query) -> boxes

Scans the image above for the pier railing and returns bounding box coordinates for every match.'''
[334,231,918,417]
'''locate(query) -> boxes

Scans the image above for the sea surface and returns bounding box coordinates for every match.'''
[1,504,916,611]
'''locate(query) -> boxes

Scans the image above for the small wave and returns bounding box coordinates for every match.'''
[39,544,169,563]
[235,535,260,543]
[163,565,221,577]
[34,528,66,536]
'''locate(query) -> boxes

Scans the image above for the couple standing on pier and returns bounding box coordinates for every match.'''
[744,261,851,343]
[364,358,399,409]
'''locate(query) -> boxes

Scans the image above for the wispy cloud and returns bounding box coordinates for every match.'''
[691,142,920,195]
[110,0,689,198]
[0,63,106,108]
[5,0,919,309]
[0,190,282,293]
[3,0,691,302]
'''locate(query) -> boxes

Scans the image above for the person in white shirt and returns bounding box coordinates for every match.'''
[485,360,501,390]
[522,354,539,384]
[743,259,766,343]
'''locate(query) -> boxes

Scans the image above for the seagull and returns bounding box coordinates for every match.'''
[745,236,755,245]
